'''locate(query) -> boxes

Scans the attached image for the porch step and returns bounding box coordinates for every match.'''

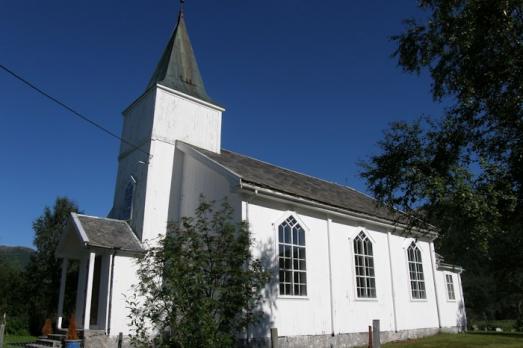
[35,338,62,347]
[48,333,66,341]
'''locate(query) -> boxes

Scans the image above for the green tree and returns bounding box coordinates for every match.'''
[128,199,270,348]
[361,0,522,322]
[0,261,29,335]
[24,197,79,334]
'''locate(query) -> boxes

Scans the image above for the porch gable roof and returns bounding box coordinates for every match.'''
[71,213,144,253]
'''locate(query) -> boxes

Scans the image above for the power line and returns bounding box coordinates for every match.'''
[0,63,152,159]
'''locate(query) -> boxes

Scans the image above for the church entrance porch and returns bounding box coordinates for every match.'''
[56,251,113,332]
[55,213,143,334]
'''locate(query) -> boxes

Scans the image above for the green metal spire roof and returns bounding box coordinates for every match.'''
[146,11,214,104]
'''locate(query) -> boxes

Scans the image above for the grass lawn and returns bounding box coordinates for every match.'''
[382,333,523,348]
[3,335,37,347]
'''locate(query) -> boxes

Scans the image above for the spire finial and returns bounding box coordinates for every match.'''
[180,0,185,15]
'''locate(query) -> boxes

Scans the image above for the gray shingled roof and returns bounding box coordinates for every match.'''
[74,214,143,253]
[188,144,407,224]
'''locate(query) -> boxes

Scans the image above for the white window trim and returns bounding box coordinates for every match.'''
[273,212,310,299]
[445,273,457,302]
[349,228,378,301]
[403,240,428,302]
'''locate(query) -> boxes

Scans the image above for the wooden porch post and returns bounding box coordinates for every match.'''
[83,252,96,330]
[57,258,69,329]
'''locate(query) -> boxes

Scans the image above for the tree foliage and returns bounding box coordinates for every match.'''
[24,197,79,334]
[361,0,523,321]
[0,197,79,335]
[0,261,28,335]
[128,199,270,348]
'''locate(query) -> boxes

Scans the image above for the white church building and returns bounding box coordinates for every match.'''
[55,7,466,347]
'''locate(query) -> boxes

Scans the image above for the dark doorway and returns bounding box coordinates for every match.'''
[89,255,102,326]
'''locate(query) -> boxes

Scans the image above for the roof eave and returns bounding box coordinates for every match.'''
[85,243,145,256]
[239,180,439,241]
[437,262,465,274]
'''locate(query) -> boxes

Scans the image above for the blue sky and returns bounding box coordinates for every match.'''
[0,1,444,248]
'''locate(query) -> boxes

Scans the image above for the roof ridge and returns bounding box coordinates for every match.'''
[76,213,128,223]
[220,148,379,203]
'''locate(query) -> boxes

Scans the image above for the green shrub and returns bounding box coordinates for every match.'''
[471,319,517,332]
[4,315,30,336]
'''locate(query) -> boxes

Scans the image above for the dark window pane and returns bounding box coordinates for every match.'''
[284,225,291,243]
[285,245,291,258]
[285,258,292,269]
[299,260,306,270]
[408,248,414,261]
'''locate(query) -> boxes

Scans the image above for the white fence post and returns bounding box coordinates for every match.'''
[270,327,278,348]
[0,313,6,348]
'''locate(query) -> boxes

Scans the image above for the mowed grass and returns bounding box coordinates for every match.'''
[382,333,523,348]
[3,335,37,347]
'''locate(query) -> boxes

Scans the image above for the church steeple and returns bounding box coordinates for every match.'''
[146,7,213,104]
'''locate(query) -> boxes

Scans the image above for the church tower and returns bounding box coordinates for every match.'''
[110,8,224,241]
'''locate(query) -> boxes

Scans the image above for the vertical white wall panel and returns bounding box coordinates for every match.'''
[108,255,139,336]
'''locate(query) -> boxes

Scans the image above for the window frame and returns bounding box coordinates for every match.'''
[406,242,427,301]
[351,230,377,300]
[276,214,308,298]
[445,273,456,301]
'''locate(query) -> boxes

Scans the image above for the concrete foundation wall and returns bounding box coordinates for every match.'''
[275,327,441,348]
[86,327,454,348]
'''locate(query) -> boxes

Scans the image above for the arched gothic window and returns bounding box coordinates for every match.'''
[278,216,307,296]
[353,231,376,298]
[407,242,426,299]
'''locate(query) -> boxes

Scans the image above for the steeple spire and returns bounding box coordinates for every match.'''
[146,3,214,104]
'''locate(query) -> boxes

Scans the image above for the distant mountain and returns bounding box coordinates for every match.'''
[0,245,34,270]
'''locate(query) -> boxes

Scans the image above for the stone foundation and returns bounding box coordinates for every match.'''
[83,330,132,348]
[242,327,450,348]
[85,327,458,348]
